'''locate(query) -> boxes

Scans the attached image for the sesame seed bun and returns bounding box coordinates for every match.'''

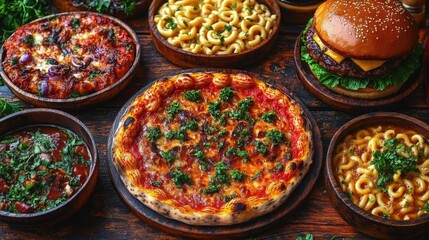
[314,0,419,60]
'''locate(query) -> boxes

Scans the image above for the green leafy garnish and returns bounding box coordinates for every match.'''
[161,149,176,163]
[166,102,182,120]
[301,18,423,91]
[182,89,202,102]
[296,233,314,240]
[253,140,268,156]
[201,178,221,194]
[0,0,51,44]
[219,87,235,102]
[222,193,237,202]
[236,149,249,162]
[170,169,192,188]
[208,100,221,118]
[230,170,245,182]
[371,138,420,191]
[71,18,80,29]
[146,126,163,143]
[424,202,429,214]
[150,181,162,187]
[192,148,208,171]
[75,0,137,15]
[261,111,277,123]
[0,98,21,118]
[251,168,264,180]
[164,17,177,30]
[266,129,285,146]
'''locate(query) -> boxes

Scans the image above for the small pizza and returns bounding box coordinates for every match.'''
[111,71,313,225]
[2,12,136,99]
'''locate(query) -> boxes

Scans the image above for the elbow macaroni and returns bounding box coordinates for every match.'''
[154,0,277,55]
[334,125,429,220]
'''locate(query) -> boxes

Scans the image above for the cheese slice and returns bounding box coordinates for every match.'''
[313,34,386,71]
[351,59,386,72]
[313,34,345,64]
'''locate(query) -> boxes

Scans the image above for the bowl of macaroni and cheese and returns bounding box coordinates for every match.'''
[148,0,281,68]
[325,112,429,239]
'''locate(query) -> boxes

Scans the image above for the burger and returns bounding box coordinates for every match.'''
[301,0,422,99]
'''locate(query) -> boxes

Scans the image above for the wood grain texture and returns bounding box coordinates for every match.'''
[0,11,428,240]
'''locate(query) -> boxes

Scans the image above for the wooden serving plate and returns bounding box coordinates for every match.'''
[148,0,281,68]
[325,112,429,239]
[294,33,424,112]
[0,12,141,110]
[106,69,323,239]
[52,0,149,20]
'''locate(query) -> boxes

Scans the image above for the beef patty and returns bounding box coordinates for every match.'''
[305,25,405,79]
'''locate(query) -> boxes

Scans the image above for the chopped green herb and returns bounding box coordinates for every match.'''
[371,138,420,191]
[193,5,199,10]
[218,129,228,137]
[275,162,284,170]
[166,102,182,120]
[230,4,237,10]
[266,129,285,146]
[219,113,227,126]
[182,89,202,102]
[230,170,245,182]
[170,169,192,188]
[225,24,232,32]
[261,111,277,123]
[251,168,264,180]
[177,5,182,11]
[146,126,163,143]
[0,98,21,118]
[225,147,235,157]
[201,178,221,194]
[71,18,80,29]
[183,20,188,27]
[150,181,162,187]
[208,100,221,118]
[222,193,237,202]
[253,140,268,156]
[383,213,390,219]
[182,120,199,131]
[10,57,19,65]
[236,149,249,162]
[296,233,314,240]
[164,17,177,30]
[161,150,176,163]
[46,58,58,65]
[23,34,34,46]
[424,201,429,214]
[219,87,235,102]
[214,161,229,184]
[192,149,208,171]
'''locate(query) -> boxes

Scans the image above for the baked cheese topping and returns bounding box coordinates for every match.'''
[2,13,136,99]
[114,73,312,215]
[313,34,386,71]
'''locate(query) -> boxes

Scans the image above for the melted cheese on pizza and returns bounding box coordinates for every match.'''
[113,73,312,219]
[2,13,135,99]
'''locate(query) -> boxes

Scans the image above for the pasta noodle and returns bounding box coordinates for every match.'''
[334,125,429,220]
[154,0,277,55]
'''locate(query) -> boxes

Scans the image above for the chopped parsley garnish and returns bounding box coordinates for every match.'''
[0,98,21,118]
[71,18,80,29]
[10,57,19,65]
[182,89,202,102]
[193,5,199,10]
[225,147,235,157]
[201,178,221,194]
[219,87,235,102]
[275,162,284,170]
[218,129,228,137]
[208,100,221,118]
[166,130,186,142]
[164,17,177,30]
[371,138,420,191]
[182,120,199,131]
[126,44,133,51]
[219,113,227,126]
[238,97,253,110]
[161,150,176,163]
[220,36,225,44]
[192,149,208,171]
[146,126,163,143]
[266,129,285,146]
[261,111,277,123]
[230,170,245,182]
[245,6,253,13]
[166,102,182,120]
[222,193,237,202]
[253,140,268,156]
[225,24,232,32]
[251,168,264,180]
[46,58,58,65]
[230,4,237,10]
[214,161,230,184]
[150,181,162,187]
[170,169,192,188]
[236,149,249,162]
[23,34,34,46]
[296,233,314,240]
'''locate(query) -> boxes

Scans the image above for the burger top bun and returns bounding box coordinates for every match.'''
[314,0,419,60]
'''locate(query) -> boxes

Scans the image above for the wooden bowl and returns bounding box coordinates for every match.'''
[325,112,429,239]
[0,12,141,110]
[294,33,424,112]
[148,0,281,68]
[107,69,323,239]
[52,0,149,20]
[0,108,98,225]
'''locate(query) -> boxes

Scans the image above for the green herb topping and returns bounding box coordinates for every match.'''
[170,169,192,188]
[146,126,163,143]
[266,129,285,146]
[182,89,202,102]
[261,111,277,123]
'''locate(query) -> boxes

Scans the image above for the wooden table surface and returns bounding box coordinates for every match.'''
[1,9,428,240]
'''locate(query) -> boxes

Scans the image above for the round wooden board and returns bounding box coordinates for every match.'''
[294,32,424,112]
[106,69,323,239]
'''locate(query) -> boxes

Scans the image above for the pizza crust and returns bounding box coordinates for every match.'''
[111,72,314,225]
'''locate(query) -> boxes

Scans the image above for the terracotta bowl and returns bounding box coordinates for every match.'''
[325,112,429,239]
[148,0,281,68]
[0,12,141,110]
[0,108,98,225]
[52,0,149,19]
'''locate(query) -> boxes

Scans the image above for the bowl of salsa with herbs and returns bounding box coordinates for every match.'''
[0,108,98,224]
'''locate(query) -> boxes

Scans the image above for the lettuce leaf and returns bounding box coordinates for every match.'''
[300,19,423,91]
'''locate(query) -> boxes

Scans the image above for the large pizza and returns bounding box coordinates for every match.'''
[111,71,313,225]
